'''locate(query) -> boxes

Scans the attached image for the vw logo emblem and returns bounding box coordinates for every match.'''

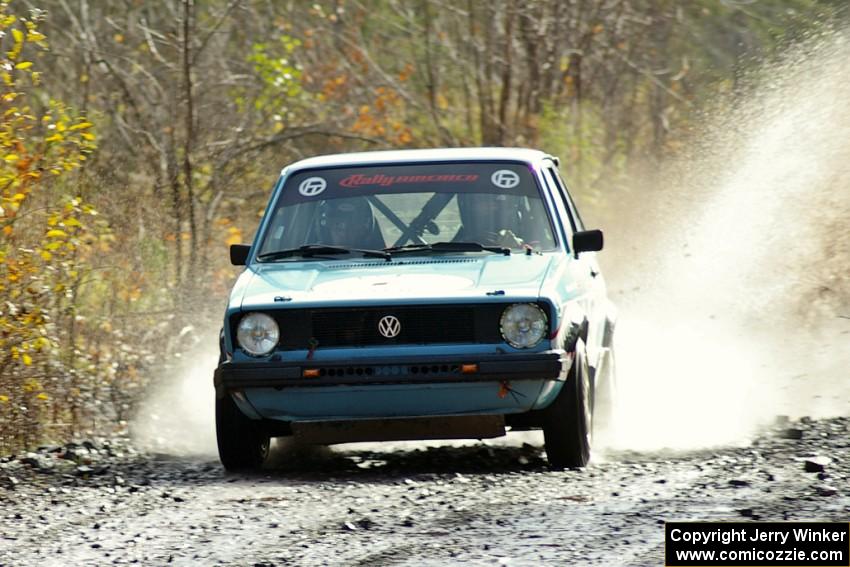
[298,176,327,197]
[490,169,520,189]
[377,315,401,338]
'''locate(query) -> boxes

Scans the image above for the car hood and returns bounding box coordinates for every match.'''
[236,254,561,309]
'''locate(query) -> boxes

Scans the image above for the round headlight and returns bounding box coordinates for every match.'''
[236,313,280,356]
[500,303,548,349]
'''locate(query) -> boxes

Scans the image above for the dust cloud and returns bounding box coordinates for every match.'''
[131,336,219,456]
[596,31,850,452]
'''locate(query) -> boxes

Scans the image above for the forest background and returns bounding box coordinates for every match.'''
[1,0,847,452]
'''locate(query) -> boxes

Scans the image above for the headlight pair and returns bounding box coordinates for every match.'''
[237,304,548,355]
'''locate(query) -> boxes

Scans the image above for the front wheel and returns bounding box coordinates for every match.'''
[216,393,270,472]
[542,343,592,469]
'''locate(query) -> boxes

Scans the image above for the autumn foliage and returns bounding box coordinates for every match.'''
[0,5,111,448]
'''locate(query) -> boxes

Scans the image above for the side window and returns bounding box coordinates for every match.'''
[550,167,585,232]
[541,167,573,249]
[544,166,582,233]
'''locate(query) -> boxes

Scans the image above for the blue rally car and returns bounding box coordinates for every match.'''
[215,148,617,470]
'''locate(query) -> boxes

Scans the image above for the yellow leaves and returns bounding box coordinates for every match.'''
[0,9,116,428]
[225,226,243,246]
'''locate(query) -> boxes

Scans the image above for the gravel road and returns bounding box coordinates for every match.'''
[1,416,848,566]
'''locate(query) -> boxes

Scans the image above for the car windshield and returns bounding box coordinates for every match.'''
[257,162,558,259]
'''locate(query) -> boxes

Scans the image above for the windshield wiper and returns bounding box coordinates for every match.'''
[258,244,390,262]
[384,241,510,256]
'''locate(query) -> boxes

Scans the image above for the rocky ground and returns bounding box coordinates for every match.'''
[1,416,848,567]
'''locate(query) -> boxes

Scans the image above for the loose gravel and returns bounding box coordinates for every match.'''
[1,417,849,566]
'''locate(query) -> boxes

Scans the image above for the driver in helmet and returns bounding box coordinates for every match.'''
[455,193,525,248]
[318,198,385,249]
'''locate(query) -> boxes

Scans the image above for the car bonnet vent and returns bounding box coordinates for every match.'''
[328,258,480,269]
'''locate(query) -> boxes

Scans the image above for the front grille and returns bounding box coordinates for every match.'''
[233,304,508,350]
[311,306,475,347]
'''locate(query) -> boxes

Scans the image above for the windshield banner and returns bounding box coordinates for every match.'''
[278,163,539,206]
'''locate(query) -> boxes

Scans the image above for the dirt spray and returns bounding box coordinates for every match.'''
[598,31,850,451]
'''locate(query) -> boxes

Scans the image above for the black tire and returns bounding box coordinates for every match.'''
[542,343,592,469]
[216,393,270,471]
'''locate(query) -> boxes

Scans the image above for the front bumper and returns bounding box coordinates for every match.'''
[214,350,569,396]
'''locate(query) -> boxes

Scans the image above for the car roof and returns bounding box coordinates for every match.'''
[280,147,556,175]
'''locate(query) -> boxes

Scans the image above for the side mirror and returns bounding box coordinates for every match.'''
[230,244,251,266]
[572,230,603,258]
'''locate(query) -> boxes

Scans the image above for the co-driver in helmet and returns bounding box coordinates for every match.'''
[318,198,385,249]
